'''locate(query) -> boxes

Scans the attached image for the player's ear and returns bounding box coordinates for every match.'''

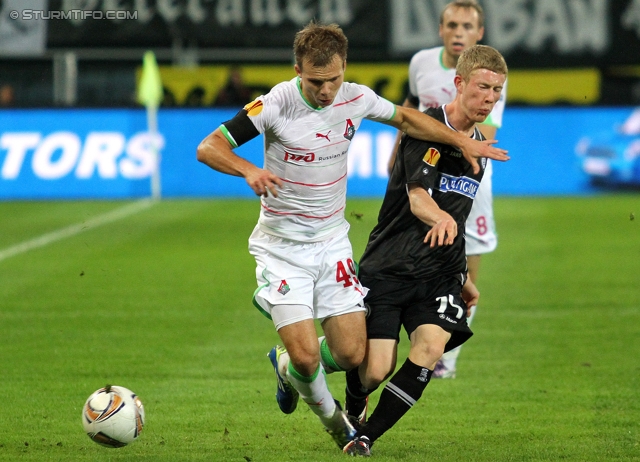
[454,74,465,93]
[294,63,302,77]
[477,26,485,42]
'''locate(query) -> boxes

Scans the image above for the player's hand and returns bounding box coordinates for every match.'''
[461,278,479,316]
[460,138,509,174]
[424,216,457,247]
[245,168,283,198]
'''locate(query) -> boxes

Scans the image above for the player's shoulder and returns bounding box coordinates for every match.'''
[338,81,383,103]
[410,46,444,65]
[263,78,298,102]
[425,106,445,123]
[340,80,371,95]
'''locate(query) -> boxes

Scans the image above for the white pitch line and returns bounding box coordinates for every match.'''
[0,198,156,263]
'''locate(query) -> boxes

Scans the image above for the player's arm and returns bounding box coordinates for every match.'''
[196,114,283,198]
[407,183,457,247]
[461,277,479,316]
[389,106,508,174]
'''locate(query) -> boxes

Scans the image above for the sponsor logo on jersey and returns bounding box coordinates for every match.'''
[343,119,355,140]
[284,152,315,163]
[437,173,480,199]
[278,280,290,296]
[422,147,440,166]
[244,99,263,116]
[449,149,462,158]
[316,130,331,142]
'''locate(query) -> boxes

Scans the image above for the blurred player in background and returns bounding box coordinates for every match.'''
[386,0,507,379]
[196,21,508,450]
[344,44,508,456]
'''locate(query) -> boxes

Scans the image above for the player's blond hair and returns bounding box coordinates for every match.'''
[440,0,485,28]
[293,21,348,69]
[456,45,508,81]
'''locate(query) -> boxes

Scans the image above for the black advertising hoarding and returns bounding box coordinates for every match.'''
[45,0,387,52]
[39,0,640,68]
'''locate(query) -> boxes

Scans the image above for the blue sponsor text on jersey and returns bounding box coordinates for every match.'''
[437,173,480,199]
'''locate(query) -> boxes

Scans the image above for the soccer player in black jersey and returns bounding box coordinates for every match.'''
[343,45,508,457]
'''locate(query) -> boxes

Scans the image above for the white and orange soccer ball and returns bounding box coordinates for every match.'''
[82,385,145,448]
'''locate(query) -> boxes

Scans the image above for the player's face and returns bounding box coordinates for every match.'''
[439,7,484,64]
[295,55,345,108]
[457,69,505,124]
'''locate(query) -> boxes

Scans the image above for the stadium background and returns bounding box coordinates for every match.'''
[1,0,640,200]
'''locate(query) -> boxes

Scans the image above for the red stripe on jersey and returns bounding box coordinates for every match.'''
[334,93,364,107]
[281,173,347,187]
[261,204,345,220]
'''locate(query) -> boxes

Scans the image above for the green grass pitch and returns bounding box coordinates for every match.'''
[0,196,638,461]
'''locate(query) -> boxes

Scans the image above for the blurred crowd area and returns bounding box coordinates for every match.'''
[1,57,638,109]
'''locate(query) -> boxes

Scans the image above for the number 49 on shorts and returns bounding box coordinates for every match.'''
[335,258,359,287]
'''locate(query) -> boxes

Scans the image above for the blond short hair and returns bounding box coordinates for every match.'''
[456,45,508,81]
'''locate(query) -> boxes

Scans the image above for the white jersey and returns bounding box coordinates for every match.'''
[408,46,506,128]
[245,77,396,243]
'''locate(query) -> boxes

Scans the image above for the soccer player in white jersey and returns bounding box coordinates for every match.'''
[196,21,508,450]
[387,0,506,379]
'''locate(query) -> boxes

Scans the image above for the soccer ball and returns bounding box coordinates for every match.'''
[82,385,145,448]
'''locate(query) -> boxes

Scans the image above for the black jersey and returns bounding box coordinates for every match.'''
[360,106,486,281]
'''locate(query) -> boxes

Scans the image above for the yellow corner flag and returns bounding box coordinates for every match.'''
[137,51,163,108]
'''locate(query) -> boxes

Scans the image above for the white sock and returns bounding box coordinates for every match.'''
[287,363,336,420]
[276,350,290,380]
[440,305,477,369]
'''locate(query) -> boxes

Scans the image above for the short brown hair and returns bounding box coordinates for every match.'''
[456,45,508,81]
[440,0,485,29]
[293,21,348,69]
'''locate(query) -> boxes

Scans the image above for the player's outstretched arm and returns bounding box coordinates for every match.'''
[408,184,457,247]
[196,128,283,197]
[390,106,509,174]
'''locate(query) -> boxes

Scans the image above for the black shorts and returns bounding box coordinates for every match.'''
[361,274,473,353]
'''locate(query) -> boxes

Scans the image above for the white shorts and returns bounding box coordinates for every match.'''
[248,226,367,328]
[465,160,498,256]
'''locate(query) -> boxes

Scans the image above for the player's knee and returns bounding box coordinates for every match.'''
[288,349,321,377]
[332,343,365,371]
[411,340,446,367]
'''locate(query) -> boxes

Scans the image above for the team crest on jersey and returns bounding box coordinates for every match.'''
[343,119,355,140]
[244,99,263,117]
[422,147,441,166]
[277,280,290,296]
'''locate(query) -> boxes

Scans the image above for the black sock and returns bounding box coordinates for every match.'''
[345,368,377,416]
[360,358,432,443]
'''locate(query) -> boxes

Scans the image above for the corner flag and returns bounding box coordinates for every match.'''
[137,51,163,199]
[137,51,163,108]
